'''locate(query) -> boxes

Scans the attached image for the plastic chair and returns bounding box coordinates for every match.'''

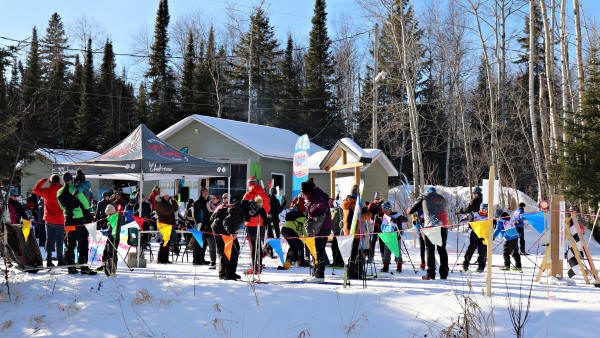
[126,227,153,262]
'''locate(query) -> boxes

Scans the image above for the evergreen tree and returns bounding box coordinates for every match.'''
[21,27,43,144]
[0,48,9,114]
[193,40,210,114]
[275,34,302,132]
[136,82,150,125]
[74,39,99,150]
[146,0,177,130]
[229,7,281,124]
[99,39,118,147]
[355,67,373,147]
[561,46,600,205]
[303,0,340,147]
[180,30,196,119]
[7,57,21,111]
[40,13,72,146]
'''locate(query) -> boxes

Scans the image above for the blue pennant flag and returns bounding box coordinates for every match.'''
[266,238,285,266]
[189,229,204,248]
[522,211,547,234]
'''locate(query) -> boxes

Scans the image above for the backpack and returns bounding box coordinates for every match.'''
[58,185,78,220]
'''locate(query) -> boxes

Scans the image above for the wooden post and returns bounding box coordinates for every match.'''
[486,166,495,297]
[550,195,562,278]
[342,150,347,165]
[354,166,361,186]
[330,171,336,199]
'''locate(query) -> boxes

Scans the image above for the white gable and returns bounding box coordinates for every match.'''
[158,115,325,160]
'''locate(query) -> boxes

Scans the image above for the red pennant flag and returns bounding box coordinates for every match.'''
[133,215,144,229]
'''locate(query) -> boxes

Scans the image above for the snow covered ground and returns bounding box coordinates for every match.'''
[2,226,600,338]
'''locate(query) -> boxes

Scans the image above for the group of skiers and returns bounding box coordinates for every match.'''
[4,168,531,282]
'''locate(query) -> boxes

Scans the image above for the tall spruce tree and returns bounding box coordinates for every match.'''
[180,30,196,119]
[229,7,281,124]
[276,34,302,132]
[40,13,72,146]
[99,39,118,147]
[561,46,600,205]
[22,27,43,141]
[136,82,150,126]
[74,38,99,150]
[146,0,177,130]
[303,0,340,147]
[0,48,9,114]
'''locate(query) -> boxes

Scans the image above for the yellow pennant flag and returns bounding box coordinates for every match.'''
[222,235,234,261]
[22,219,31,241]
[301,237,318,264]
[157,222,173,247]
[469,220,491,245]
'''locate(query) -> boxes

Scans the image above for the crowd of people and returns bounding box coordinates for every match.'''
[2,169,534,283]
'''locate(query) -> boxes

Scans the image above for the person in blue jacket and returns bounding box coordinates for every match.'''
[493,211,522,271]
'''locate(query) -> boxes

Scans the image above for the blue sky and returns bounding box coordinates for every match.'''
[1,0,599,83]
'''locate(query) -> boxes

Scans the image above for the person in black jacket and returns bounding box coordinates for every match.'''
[192,188,216,267]
[268,187,282,239]
[96,192,113,229]
[211,199,247,280]
[458,187,486,272]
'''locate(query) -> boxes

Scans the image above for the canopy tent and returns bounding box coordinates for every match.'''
[52,124,230,181]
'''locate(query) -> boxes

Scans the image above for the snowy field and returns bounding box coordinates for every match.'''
[2,226,600,338]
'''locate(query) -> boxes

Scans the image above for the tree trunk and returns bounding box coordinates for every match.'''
[573,0,584,114]
[540,0,559,155]
[529,0,546,200]
[559,0,572,154]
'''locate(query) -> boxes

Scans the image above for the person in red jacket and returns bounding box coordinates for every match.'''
[242,177,271,274]
[33,174,66,267]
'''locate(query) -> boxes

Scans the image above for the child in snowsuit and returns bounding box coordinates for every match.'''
[493,212,522,271]
[381,201,407,273]
[103,204,124,276]
[279,209,310,269]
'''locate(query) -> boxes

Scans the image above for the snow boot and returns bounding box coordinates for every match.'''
[46,259,55,267]
[420,262,426,270]
[298,260,311,268]
[303,276,325,283]
[277,261,292,270]
[381,263,389,273]
[500,266,511,271]
[396,261,402,273]
[421,275,435,280]
[80,266,98,275]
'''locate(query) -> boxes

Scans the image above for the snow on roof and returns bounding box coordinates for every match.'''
[34,148,100,164]
[311,138,398,176]
[158,115,325,160]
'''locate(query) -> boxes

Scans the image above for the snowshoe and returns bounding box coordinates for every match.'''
[511,267,523,272]
[476,268,485,273]
[500,266,511,271]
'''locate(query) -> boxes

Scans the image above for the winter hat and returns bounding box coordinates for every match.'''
[382,201,393,213]
[247,176,257,185]
[62,172,73,183]
[50,174,60,184]
[74,169,86,184]
[472,186,482,194]
[105,204,116,215]
[374,191,382,200]
[222,193,230,200]
[425,186,436,193]
[301,180,315,195]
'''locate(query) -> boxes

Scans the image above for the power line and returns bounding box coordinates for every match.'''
[0,28,372,61]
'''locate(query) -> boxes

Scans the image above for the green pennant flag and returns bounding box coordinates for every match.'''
[107,213,119,237]
[378,232,400,258]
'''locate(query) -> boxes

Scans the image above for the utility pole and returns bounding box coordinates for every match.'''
[248,28,253,123]
[371,23,379,149]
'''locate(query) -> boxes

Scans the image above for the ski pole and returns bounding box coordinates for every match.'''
[400,235,418,274]
[104,236,134,271]
[450,240,467,273]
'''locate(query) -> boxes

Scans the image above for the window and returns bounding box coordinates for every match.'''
[271,173,285,196]
[207,164,247,201]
